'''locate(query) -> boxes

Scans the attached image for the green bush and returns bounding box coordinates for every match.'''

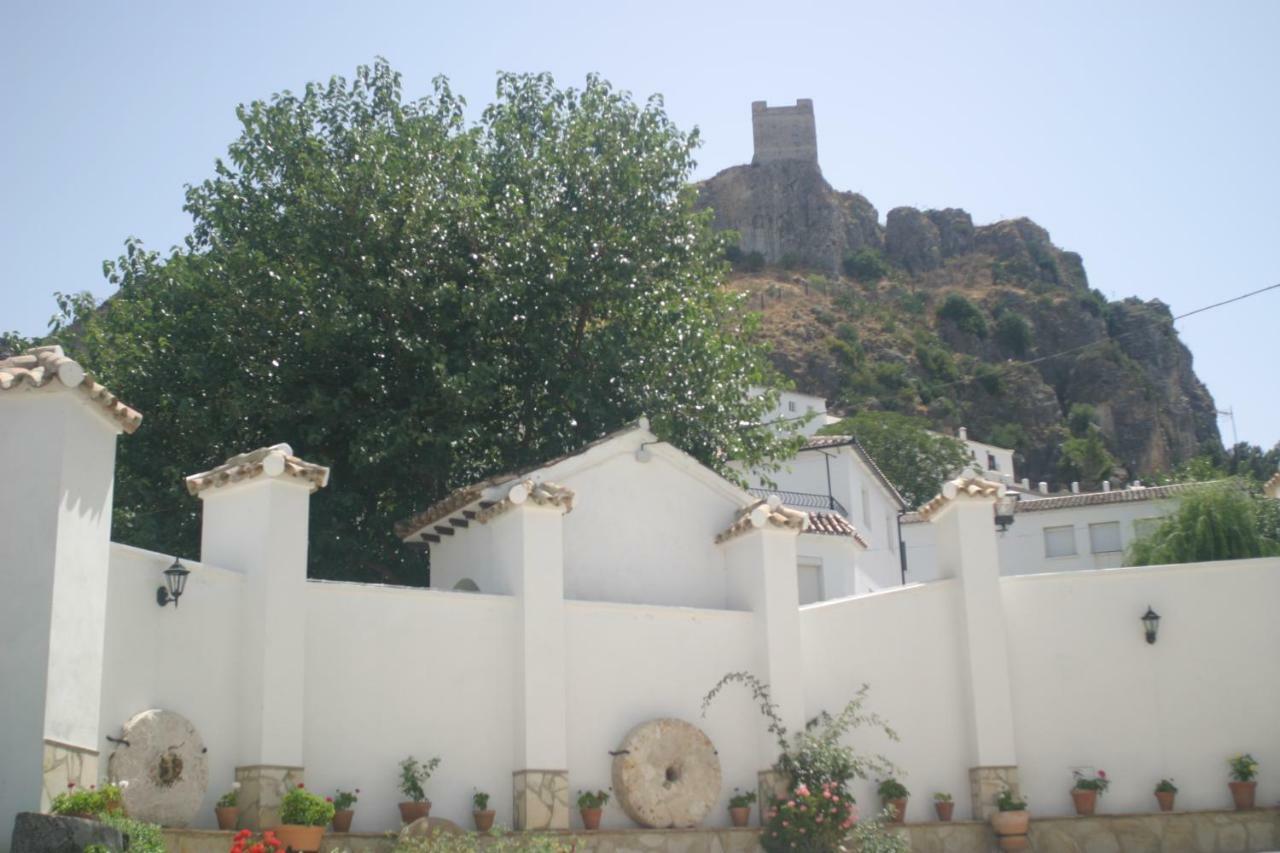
[843,248,891,282]
[975,364,1003,396]
[100,814,165,853]
[280,785,336,827]
[743,250,766,272]
[1127,484,1280,566]
[994,313,1033,356]
[936,293,988,339]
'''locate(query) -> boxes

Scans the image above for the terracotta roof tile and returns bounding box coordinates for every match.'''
[716,499,808,544]
[0,345,141,433]
[804,511,870,548]
[1014,481,1212,512]
[185,443,330,495]
[1265,472,1280,499]
[915,476,1007,520]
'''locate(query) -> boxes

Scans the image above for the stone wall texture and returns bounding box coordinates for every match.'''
[512,770,569,831]
[751,100,817,166]
[234,765,304,830]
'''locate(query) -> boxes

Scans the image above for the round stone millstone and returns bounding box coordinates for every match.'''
[106,709,208,827]
[611,718,721,828]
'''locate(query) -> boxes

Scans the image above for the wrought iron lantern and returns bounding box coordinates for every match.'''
[1141,605,1161,644]
[156,557,191,608]
[994,494,1017,532]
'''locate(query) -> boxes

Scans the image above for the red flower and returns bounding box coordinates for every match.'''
[230,845,243,853]
[249,843,265,853]
[1098,770,1107,778]
[325,796,333,802]
[67,782,76,789]
[296,782,305,789]
[235,829,252,840]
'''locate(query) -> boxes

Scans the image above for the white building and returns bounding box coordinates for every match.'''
[942,426,1017,485]
[902,482,1204,580]
[3,345,1278,851]
[751,387,839,437]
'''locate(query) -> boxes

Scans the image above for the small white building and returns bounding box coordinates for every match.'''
[943,426,1017,485]
[750,387,839,437]
[902,482,1204,580]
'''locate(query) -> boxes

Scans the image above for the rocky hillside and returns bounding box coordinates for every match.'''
[697,161,1221,486]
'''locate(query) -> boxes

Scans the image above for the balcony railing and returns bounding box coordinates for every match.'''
[747,488,848,517]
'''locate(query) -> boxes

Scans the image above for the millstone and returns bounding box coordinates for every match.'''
[611,718,721,828]
[106,708,208,826]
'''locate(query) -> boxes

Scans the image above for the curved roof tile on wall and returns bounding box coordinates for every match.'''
[0,345,142,433]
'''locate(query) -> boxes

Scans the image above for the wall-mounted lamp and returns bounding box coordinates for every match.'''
[994,494,1017,532]
[1141,605,1161,644]
[156,557,191,608]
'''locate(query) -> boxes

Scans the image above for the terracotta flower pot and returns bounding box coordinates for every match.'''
[934,800,954,822]
[580,807,602,830]
[473,810,495,832]
[990,809,1030,836]
[884,797,907,824]
[215,806,239,830]
[729,806,751,827]
[331,810,354,833]
[273,824,325,853]
[398,801,431,823]
[1155,791,1175,812]
[1229,781,1256,811]
[1071,788,1097,816]
[997,835,1030,851]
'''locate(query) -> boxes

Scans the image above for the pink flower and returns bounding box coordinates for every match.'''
[325,796,333,802]
[822,790,832,799]
[782,821,789,828]
[787,800,795,808]
[841,819,853,829]
[1098,770,1107,778]
[795,784,810,797]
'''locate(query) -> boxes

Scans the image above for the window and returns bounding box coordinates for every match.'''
[1043,525,1077,558]
[788,400,797,412]
[861,486,871,528]
[1089,522,1122,554]
[987,452,998,471]
[1134,518,1162,541]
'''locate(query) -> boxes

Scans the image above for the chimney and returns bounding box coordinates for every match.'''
[1021,478,1031,491]
[958,426,968,441]
[1071,482,1080,494]
[1038,482,1049,495]
[1102,481,1112,493]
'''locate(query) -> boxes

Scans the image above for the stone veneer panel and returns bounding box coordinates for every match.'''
[41,740,99,812]
[969,765,1020,821]
[513,770,570,831]
[234,765,304,830]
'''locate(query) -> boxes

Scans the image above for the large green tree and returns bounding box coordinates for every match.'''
[1126,482,1279,566]
[49,61,798,583]
[818,411,971,508]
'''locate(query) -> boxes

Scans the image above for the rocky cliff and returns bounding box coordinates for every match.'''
[697,161,1221,486]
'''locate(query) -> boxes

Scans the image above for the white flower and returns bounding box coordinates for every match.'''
[119,781,130,789]
[232,782,241,790]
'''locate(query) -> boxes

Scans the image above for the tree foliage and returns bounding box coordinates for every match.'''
[1126,483,1279,566]
[819,411,972,508]
[46,61,799,583]
[935,293,987,339]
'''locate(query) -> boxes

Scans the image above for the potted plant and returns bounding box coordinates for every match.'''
[990,786,1029,838]
[1228,754,1259,810]
[330,789,358,833]
[398,756,441,823]
[229,828,284,853]
[473,790,495,832]
[1071,770,1108,816]
[876,778,909,824]
[274,783,334,853]
[933,792,954,822]
[577,789,610,830]
[49,782,125,820]
[1154,779,1177,812]
[216,784,240,830]
[728,788,757,827]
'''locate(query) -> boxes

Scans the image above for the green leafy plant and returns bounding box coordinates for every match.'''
[818,411,970,508]
[727,788,757,809]
[846,809,910,853]
[280,784,335,826]
[393,828,573,853]
[100,814,165,853]
[576,790,610,809]
[843,249,891,283]
[933,791,952,802]
[1229,754,1259,782]
[936,293,988,339]
[996,786,1027,812]
[761,781,856,852]
[994,312,1033,356]
[1073,770,1110,795]
[399,756,442,802]
[216,787,238,809]
[50,783,124,818]
[473,790,490,811]
[1128,484,1279,566]
[1155,779,1178,794]
[877,779,909,800]
[228,828,285,853]
[332,788,359,811]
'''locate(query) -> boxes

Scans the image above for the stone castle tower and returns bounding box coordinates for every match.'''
[751,99,818,166]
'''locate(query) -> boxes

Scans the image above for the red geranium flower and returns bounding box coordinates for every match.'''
[296,782,305,789]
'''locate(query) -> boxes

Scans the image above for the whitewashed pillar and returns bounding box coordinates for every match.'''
[0,346,140,848]
[927,479,1020,819]
[720,502,806,815]
[187,444,329,829]
[485,481,573,830]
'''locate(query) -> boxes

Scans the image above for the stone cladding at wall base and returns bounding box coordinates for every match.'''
[234,765,304,830]
[40,741,98,812]
[512,770,569,831]
[969,765,1020,821]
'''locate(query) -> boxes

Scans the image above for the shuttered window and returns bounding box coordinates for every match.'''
[1043,525,1077,558]
[1089,522,1122,554]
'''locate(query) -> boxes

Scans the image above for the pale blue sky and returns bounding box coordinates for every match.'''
[3,1,1277,447]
